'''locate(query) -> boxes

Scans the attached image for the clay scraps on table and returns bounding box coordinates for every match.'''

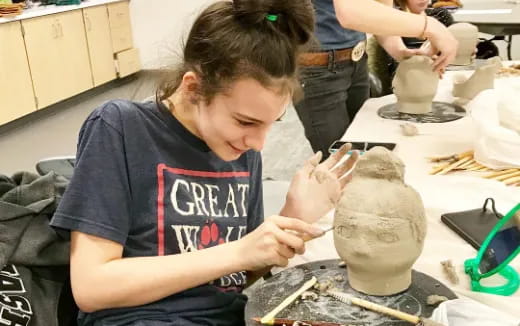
[440,260,460,285]
[426,295,449,306]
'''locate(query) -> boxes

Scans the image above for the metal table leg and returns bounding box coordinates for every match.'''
[507,34,513,60]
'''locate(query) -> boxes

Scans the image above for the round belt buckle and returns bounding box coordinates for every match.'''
[352,41,366,62]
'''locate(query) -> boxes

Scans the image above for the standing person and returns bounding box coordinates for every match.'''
[50,0,358,325]
[294,0,371,160]
[368,0,454,94]
[295,0,458,160]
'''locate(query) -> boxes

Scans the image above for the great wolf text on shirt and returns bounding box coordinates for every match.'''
[157,165,253,290]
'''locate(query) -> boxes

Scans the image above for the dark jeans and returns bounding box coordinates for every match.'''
[295,54,369,160]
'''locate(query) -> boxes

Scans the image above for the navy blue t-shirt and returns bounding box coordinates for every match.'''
[50,99,264,326]
[313,0,366,50]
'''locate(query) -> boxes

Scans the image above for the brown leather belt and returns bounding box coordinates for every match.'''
[299,48,354,66]
[298,41,366,67]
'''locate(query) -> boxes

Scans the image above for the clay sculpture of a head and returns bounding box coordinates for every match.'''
[393,56,439,114]
[448,23,479,66]
[333,147,427,296]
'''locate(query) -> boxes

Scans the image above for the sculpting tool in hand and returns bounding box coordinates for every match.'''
[252,317,350,326]
[327,290,446,326]
[302,225,334,242]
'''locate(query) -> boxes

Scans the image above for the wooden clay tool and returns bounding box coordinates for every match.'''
[261,277,317,324]
[327,290,446,326]
[427,150,520,186]
[252,317,349,326]
[301,226,334,242]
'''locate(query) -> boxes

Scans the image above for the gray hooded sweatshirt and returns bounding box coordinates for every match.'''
[0,172,76,326]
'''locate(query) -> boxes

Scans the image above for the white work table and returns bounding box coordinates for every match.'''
[276,68,520,319]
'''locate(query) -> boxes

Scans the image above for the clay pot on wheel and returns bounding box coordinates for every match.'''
[392,56,439,114]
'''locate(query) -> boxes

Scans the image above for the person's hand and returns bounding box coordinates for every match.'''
[423,16,458,73]
[420,40,446,78]
[282,143,359,224]
[395,47,429,61]
[233,215,325,271]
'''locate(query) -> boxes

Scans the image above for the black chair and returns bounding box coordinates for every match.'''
[36,157,75,180]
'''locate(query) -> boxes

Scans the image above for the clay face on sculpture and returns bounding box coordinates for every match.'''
[333,147,427,296]
[452,57,500,102]
[448,23,479,66]
[393,56,439,114]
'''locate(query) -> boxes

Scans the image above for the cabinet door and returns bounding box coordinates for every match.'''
[84,5,117,86]
[116,47,141,77]
[107,1,133,53]
[23,10,93,108]
[0,21,36,125]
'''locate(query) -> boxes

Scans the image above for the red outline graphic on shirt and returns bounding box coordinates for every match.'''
[156,164,250,256]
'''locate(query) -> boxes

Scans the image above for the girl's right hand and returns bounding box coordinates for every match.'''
[424,16,458,73]
[233,215,325,271]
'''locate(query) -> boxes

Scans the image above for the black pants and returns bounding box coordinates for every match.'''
[295,54,370,160]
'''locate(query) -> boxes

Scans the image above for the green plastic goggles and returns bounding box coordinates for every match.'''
[464,203,520,296]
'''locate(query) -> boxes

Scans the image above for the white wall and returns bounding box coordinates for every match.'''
[129,0,217,69]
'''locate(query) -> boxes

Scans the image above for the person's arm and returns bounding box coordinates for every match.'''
[376,36,410,60]
[70,216,324,313]
[334,0,425,37]
[70,232,242,312]
[333,0,458,71]
[372,0,420,61]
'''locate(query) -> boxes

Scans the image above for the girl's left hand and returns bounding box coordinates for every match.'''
[281,143,359,224]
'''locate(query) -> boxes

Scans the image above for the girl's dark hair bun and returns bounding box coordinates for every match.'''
[232,0,315,46]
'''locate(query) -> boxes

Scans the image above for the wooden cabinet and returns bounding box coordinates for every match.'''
[0,21,36,124]
[84,5,117,86]
[107,1,133,53]
[0,1,139,126]
[22,10,93,108]
[116,47,141,78]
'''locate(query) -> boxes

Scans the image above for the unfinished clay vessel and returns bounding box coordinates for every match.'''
[452,57,500,101]
[333,147,427,296]
[393,56,439,114]
[448,23,479,66]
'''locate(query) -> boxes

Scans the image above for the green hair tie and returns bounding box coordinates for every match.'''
[265,13,278,22]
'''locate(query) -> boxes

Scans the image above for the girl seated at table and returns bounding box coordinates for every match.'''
[50,0,358,325]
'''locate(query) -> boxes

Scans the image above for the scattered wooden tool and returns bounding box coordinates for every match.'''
[261,277,318,324]
[427,150,520,186]
[497,64,520,77]
[327,290,446,326]
[252,317,350,326]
